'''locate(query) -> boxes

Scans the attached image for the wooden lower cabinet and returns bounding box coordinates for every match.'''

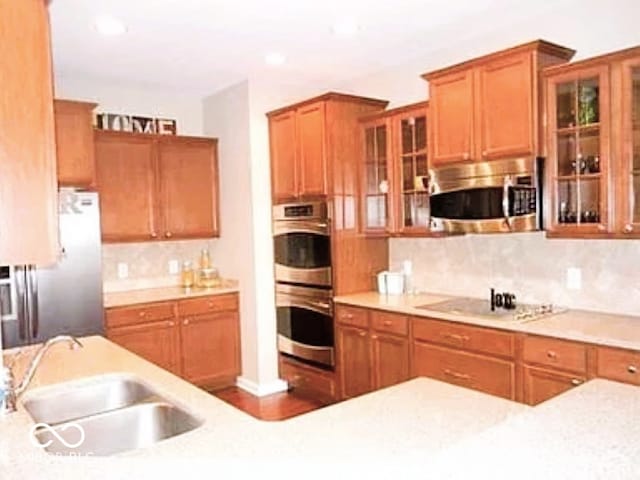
[522,365,585,406]
[279,354,337,404]
[371,333,410,390]
[106,294,240,389]
[595,346,640,386]
[107,319,180,375]
[412,341,515,400]
[337,324,373,399]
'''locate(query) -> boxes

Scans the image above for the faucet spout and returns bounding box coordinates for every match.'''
[1,335,83,414]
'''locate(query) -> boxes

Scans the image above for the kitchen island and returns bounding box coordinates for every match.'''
[2,336,639,479]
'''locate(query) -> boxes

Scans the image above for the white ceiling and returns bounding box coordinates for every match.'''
[49,0,577,96]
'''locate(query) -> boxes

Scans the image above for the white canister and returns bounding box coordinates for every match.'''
[385,272,405,295]
[377,271,388,294]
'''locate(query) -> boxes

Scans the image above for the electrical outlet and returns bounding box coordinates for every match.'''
[566,267,582,290]
[117,262,128,279]
[168,260,179,275]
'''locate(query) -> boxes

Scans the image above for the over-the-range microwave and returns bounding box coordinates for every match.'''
[428,157,543,234]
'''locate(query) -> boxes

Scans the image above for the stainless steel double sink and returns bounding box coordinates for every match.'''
[22,374,203,456]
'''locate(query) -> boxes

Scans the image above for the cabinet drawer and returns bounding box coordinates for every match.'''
[522,336,587,373]
[596,347,640,386]
[335,304,369,328]
[280,355,337,403]
[371,311,408,336]
[412,317,515,358]
[523,365,586,406]
[105,302,175,328]
[412,341,515,400]
[177,294,238,316]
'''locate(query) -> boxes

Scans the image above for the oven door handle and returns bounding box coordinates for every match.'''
[276,295,333,316]
[502,175,513,231]
[273,220,330,237]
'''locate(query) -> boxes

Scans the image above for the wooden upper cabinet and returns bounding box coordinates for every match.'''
[424,40,575,168]
[478,52,534,160]
[268,93,388,202]
[269,110,298,202]
[95,131,220,243]
[54,99,98,188]
[95,131,158,242]
[297,102,327,197]
[429,69,475,165]
[0,0,58,266]
[157,137,219,239]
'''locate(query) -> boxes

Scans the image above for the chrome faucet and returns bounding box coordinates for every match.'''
[0,335,83,415]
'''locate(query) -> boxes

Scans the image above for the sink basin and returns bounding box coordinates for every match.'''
[23,374,203,456]
[23,374,159,425]
[32,402,203,456]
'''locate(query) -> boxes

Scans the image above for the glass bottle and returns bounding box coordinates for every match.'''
[181,261,194,289]
[199,249,211,269]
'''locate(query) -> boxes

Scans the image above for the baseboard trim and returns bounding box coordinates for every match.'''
[235,377,289,397]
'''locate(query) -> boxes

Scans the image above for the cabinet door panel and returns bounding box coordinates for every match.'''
[430,70,474,165]
[54,100,97,188]
[107,320,179,375]
[270,111,298,201]
[157,137,218,239]
[479,52,534,159]
[297,102,327,197]
[523,365,585,406]
[0,0,58,265]
[372,333,410,390]
[95,132,157,242]
[337,325,372,399]
[180,312,240,388]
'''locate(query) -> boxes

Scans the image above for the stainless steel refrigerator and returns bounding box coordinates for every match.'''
[0,190,104,348]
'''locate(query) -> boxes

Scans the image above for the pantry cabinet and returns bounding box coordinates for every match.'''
[54,99,98,188]
[544,46,640,238]
[423,40,574,167]
[268,93,388,203]
[0,0,58,266]
[105,293,240,389]
[359,102,431,235]
[336,305,411,399]
[95,131,219,242]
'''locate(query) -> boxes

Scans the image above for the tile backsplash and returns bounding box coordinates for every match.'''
[102,239,219,287]
[390,232,640,317]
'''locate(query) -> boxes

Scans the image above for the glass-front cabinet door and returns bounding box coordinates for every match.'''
[393,104,429,234]
[620,58,640,236]
[361,118,392,234]
[546,65,610,235]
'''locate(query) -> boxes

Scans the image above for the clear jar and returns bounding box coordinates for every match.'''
[200,249,211,269]
[181,261,194,288]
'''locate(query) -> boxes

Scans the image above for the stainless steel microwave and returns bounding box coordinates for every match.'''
[428,157,543,234]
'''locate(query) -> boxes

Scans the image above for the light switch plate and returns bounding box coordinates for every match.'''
[168,260,179,275]
[117,262,128,279]
[567,267,582,290]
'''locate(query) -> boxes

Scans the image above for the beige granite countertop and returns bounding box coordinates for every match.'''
[2,336,640,478]
[334,291,640,351]
[103,280,239,308]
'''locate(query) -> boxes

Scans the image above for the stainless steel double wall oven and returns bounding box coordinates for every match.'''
[273,202,335,368]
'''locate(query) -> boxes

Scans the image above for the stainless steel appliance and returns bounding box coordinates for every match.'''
[0,190,104,348]
[276,283,334,367]
[428,157,543,234]
[273,202,331,287]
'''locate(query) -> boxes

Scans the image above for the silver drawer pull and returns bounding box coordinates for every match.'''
[571,378,582,386]
[444,369,471,381]
[442,333,469,343]
[546,350,557,359]
[628,365,637,374]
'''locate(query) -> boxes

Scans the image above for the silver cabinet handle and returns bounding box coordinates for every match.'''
[165,232,172,238]
[150,232,158,238]
[624,224,634,234]
[502,175,513,230]
[444,369,471,381]
[571,378,582,386]
[183,319,189,326]
[546,350,557,359]
[628,365,637,374]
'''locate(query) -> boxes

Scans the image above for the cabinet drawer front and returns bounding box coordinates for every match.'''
[412,317,514,358]
[335,304,369,328]
[523,365,586,406]
[105,302,175,328]
[522,336,587,373]
[177,294,238,316]
[596,347,640,385]
[412,342,515,400]
[371,311,408,336]
[280,356,336,403]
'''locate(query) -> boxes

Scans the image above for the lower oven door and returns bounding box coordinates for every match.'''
[276,284,334,368]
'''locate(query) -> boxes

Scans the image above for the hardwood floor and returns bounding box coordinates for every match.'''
[212,386,329,421]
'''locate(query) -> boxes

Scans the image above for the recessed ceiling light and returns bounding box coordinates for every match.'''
[265,52,286,66]
[331,19,360,38]
[94,15,127,36]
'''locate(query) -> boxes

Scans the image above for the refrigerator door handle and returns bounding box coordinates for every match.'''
[14,266,28,341]
[28,265,39,339]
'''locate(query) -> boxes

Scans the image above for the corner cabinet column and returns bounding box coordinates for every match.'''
[0,0,58,265]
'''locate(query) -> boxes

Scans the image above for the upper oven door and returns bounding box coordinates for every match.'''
[273,219,332,286]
